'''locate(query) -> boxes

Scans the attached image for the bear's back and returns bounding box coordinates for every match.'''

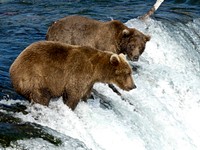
[10,41,107,76]
[9,41,103,96]
[46,16,102,44]
[11,41,72,67]
[46,15,130,52]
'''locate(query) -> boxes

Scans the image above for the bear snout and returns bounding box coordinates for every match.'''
[128,84,137,90]
[124,83,137,91]
[132,55,139,61]
[126,52,139,62]
[132,84,137,89]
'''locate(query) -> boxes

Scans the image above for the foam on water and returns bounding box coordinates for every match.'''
[1,18,200,150]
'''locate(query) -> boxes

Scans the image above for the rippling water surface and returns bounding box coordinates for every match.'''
[0,0,200,150]
[0,0,199,98]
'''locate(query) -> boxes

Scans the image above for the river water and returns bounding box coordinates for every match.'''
[0,0,200,150]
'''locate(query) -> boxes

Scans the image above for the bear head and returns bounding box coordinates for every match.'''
[120,28,150,61]
[109,53,136,91]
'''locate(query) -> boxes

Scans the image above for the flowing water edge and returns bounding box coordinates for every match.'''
[0,0,200,150]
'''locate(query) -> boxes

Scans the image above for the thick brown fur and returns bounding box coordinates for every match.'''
[9,41,136,110]
[46,15,150,61]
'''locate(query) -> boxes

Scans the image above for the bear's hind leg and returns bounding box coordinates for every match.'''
[62,91,80,110]
[82,85,93,102]
[66,98,80,110]
[30,88,52,106]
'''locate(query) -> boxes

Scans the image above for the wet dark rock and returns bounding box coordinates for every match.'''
[99,99,113,110]
[0,103,62,148]
[0,102,28,114]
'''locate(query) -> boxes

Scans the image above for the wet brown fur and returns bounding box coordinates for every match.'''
[46,15,150,61]
[9,41,136,110]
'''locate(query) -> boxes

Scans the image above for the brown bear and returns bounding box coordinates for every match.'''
[46,15,150,61]
[9,41,136,110]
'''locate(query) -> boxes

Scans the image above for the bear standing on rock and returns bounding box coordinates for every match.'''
[46,15,150,61]
[9,41,136,110]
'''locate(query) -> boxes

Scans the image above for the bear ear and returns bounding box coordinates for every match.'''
[110,54,120,66]
[145,35,151,41]
[122,29,130,37]
[119,53,126,60]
